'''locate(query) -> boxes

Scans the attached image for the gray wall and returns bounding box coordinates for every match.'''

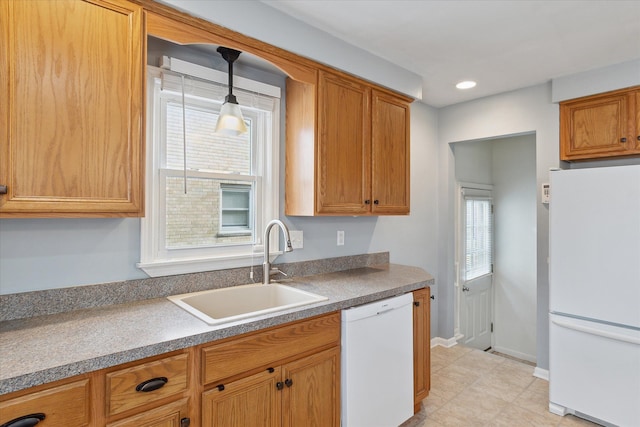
[2,0,639,369]
[491,135,537,362]
[439,83,558,370]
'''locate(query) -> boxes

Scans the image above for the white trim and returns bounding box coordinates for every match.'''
[139,64,281,277]
[430,337,459,348]
[137,249,282,277]
[533,367,549,381]
[491,345,536,364]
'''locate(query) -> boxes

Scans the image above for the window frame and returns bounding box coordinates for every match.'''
[461,189,494,282]
[219,183,253,236]
[138,62,281,277]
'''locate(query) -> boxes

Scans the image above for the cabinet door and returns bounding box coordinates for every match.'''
[202,369,281,427]
[634,90,640,152]
[0,0,144,217]
[413,288,431,411]
[106,398,189,427]
[560,91,630,161]
[282,347,340,427]
[371,90,410,214]
[317,71,371,214]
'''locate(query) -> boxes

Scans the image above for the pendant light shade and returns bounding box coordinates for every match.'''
[215,46,248,136]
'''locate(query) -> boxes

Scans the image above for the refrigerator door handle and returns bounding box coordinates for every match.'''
[551,316,640,345]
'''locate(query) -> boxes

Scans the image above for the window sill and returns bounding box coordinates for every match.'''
[137,250,283,277]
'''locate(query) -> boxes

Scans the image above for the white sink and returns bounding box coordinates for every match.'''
[167,283,328,325]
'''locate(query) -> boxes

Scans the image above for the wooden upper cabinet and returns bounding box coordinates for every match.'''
[635,90,640,152]
[560,86,640,161]
[286,70,412,216]
[316,71,371,215]
[371,90,410,215]
[0,0,145,217]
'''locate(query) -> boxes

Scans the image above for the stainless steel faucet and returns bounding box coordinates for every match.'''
[263,219,293,284]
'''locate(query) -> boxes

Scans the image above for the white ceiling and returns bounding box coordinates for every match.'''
[260,0,640,107]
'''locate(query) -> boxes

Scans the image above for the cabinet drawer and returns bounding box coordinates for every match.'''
[202,312,340,385]
[106,353,189,417]
[0,379,90,427]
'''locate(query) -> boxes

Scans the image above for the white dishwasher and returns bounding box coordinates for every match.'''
[341,293,414,427]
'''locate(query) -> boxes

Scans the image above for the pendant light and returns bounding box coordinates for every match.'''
[215,46,248,136]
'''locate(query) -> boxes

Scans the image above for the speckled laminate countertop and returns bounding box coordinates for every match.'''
[0,263,432,395]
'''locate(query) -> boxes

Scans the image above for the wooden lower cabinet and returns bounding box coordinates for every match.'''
[0,306,432,426]
[202,368,281,427]
[200,313,341,427]
[413,288,431,413]
[202,347,339,427]
[106,398,190,427]
[282,347,340,427]
[0,378,91,427]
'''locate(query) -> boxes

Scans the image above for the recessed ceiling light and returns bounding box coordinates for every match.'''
[456,80,477,90]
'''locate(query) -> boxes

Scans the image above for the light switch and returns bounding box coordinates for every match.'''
[337,230,345,246]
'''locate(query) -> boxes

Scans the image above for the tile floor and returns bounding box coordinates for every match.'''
[401,345,600,427]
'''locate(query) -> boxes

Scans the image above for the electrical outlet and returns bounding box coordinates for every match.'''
[290,230,303,249]
[337,230,345,246]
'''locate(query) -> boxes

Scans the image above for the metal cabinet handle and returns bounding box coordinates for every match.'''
[285,378,293,387]
[414,301,420,307]
[276,381,284,390]
[136,377,168,392]
[0,185,7,195]
[373,199,379,205]
[364,200,371,204]
[0,413,46,427]
[620,137,627,143]
[180,418,191,427]
[462,286,470,292]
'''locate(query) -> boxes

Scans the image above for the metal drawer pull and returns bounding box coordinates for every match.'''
[0,185,7,195]
[135,376,168,392]
[0,413,46,427]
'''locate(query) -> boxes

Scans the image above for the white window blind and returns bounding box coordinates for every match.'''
[464,197,493,281]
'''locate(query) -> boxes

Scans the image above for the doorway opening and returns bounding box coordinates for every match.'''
[452,133,537,363]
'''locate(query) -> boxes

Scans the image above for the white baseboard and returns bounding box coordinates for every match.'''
[430,336,458,348]
[533,367,549,381]
[492,345,536,364]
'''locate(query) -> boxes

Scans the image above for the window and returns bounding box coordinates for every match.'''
[464,196,493,281]
[220,184,252,234]
[138,59,281,277]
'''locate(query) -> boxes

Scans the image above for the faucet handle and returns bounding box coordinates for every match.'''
[270,267,288,277]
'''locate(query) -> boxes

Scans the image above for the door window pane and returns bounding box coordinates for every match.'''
[465,198,493,280]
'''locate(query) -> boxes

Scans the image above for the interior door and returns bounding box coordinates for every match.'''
[458,187,494,351]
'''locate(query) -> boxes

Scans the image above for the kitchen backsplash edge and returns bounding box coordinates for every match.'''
[0,252,390,322]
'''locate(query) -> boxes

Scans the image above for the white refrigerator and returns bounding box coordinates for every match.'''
[549,165,640,427]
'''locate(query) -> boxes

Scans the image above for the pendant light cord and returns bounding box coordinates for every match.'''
[181,75,187,194]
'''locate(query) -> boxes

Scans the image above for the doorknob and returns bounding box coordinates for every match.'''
[462,286,470,292]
